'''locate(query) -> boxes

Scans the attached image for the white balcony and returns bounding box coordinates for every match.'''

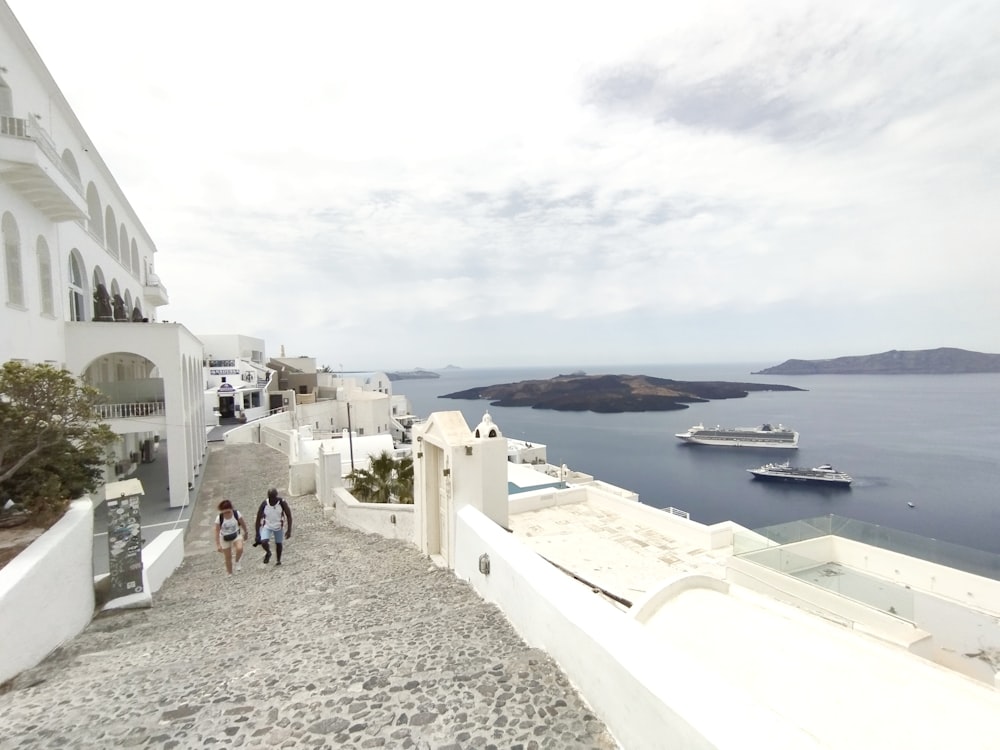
[0,116,88,222]
[144,273,170,307]
[96,401,166,420]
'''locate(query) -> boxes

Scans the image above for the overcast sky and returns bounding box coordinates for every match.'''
[9,1,999,369]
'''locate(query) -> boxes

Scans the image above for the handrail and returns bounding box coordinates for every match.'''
[1,115,85,196]
[96,401,166,419]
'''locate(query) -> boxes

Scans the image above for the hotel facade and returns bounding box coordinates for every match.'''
[1,2,206,509]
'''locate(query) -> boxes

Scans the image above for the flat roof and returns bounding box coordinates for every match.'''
[508,497,1000,747]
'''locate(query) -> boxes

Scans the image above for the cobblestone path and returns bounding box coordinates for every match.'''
[0,444,617,749]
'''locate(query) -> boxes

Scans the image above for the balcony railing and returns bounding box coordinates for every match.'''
[97,401,166,420]
[143,273,169,306]
[1,115,85,195]
[0,115,87,220]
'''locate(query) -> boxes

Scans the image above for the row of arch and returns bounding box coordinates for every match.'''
[3,211,143,322]
[71,152,144,282]
[1,74,148,282]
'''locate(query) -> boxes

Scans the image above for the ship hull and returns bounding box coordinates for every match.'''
[678,436,799,449]
[748,471,851,486]
[747,464,852,486]
[675,423,799,449]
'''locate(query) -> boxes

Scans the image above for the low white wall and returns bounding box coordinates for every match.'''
[727,555,930,652]
[289,461,316,496]
[630,574,730,624]
[142,529,184,594]
[259,424,292,455]
[508,486,589,514]
[0,500,96,685]
[454,506,817,749]
[327,487,413,542]
[509,485,734,552]
[831,537,1000,612]
[223,422,258,444]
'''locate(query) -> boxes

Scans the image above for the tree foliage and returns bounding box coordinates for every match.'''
[347,450,414,504]
[0,361,117,522]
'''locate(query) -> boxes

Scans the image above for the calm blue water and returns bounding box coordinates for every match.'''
[396,364,1000,555]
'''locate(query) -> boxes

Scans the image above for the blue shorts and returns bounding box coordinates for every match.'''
[261,527,284,544]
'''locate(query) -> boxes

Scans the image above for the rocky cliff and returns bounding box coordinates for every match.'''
[442,374,803,413]
[753,347,1000,375]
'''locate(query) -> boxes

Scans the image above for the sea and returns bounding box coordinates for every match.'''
[393,363,1000,556]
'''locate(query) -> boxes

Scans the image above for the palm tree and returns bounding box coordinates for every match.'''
[347,450,413,504]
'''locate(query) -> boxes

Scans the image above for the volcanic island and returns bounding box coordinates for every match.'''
[441,373,803,414]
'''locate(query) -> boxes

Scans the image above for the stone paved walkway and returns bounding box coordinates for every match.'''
[0,444,617,749]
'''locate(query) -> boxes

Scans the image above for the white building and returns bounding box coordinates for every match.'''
[198,333,273,425]
[1,2,205,508]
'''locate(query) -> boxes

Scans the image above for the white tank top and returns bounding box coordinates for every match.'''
[262,500,284,530]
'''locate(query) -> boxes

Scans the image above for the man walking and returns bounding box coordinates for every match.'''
[255,488,292,566]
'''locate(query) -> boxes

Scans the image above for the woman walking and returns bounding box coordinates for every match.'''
[214,499,249,576]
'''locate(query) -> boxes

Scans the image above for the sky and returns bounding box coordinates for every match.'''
[8,0,1000,370]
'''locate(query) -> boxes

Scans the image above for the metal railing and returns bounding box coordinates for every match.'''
[1,115,85,196]
[97,401,166,419]
[661,506,691,519]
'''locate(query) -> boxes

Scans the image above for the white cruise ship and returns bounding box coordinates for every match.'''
[675,423,799,449]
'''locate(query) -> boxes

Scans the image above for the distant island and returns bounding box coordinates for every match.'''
[386,369,440,381]
[442,374,803,413]
[754,347,1000,375]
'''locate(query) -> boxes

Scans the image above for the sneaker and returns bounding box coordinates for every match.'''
[235,561,242,572]
[263,551,271,564]
[275,561,282,566]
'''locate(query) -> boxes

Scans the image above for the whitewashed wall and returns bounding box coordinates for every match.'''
[326,487,413,541]
[453,505,815,749]
[0,500,95,685]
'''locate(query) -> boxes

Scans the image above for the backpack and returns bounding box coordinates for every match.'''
[218,509,240,526]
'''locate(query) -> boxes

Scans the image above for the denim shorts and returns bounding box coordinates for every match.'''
[261,527,284,544]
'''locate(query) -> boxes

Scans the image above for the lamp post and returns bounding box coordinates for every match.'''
[346,401,355,472]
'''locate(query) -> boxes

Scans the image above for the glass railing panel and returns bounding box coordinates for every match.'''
[738,514,1000,583]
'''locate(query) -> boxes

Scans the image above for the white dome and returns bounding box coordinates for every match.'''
[474,412,502,439]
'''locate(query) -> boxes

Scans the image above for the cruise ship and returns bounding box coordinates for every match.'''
[748,462,853,486]
[675,423,799,448]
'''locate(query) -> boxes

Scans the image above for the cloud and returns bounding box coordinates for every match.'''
[8,0,1000,367]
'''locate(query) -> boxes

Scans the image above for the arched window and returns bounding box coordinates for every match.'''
[68,251,86,321]
[59,149,83,203]
[110,278,126,320]
[105,206,119,259]
[2,212,24,307]
[37,236,54,315]
[61,149,81,184]
[119,225,130,271]
[0,74,12,117]
[92,266,111,320]
[130,240,139,279]
[86,183,103,242]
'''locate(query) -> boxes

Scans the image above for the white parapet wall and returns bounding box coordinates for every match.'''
[0,499,96,685]
[453,505,818,749]
[509,484,734,552]
[326,487,413,542]
[142,529,184,595]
